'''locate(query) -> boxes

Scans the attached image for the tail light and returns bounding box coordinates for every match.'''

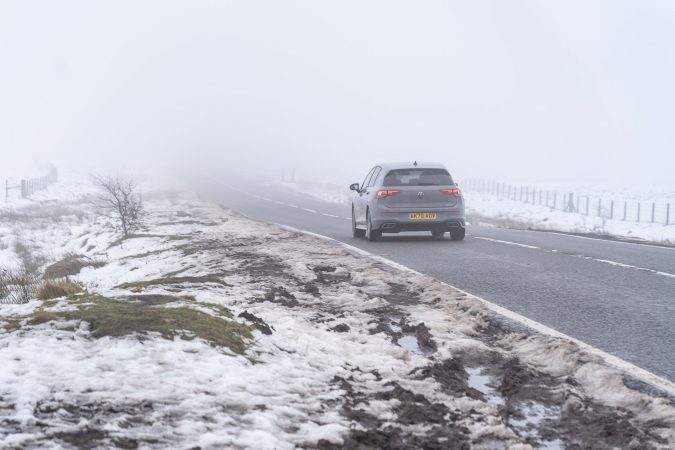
[440,188,462,196]
[377,190,401,198]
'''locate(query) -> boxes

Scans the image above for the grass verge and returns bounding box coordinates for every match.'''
[117,275,230,292]
[12,294,252,353]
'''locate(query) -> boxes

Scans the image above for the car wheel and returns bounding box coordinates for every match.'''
[366,209,381,242]
[449,227,466,241]
[431,230,445,238]
[352,207,365,238]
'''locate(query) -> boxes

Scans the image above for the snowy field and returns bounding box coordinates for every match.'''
[1,177,674,449]
[281,178,675,244]
[465,194,675,244]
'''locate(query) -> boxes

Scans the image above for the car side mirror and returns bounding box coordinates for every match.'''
[349,183,360,191]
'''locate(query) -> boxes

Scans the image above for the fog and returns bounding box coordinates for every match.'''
[1,1,674,185]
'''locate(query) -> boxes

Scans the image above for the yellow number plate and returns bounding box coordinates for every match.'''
[409,213,437,220]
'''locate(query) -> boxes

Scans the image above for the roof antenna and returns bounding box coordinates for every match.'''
[413,160,418,167]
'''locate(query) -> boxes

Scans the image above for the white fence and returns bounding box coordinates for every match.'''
[461,179,672,226]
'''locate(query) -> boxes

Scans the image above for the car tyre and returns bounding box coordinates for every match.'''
[431,230,445,238]
[352,207,365,238]
[449,227,466,241]
[366,209,381,241]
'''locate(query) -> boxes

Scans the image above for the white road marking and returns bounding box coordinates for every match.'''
[474,236,539,249]
[476,236,675,279]
[278,223,675,398]
[302,208,318,214]
[535,230,675,251]
[580,256,675,279]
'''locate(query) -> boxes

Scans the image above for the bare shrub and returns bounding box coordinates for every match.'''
[36,279,84,300]
[93,175,145,236]
[0,267,40,304]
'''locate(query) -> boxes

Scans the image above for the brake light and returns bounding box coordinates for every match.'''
[377,190,401,198]
[440,188,462,196]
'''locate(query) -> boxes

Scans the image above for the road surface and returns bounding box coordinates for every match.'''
[191,176,675,382]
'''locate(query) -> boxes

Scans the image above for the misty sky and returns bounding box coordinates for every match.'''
[1,1,674,184]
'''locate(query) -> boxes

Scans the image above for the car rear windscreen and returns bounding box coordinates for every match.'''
[382,169,454,186]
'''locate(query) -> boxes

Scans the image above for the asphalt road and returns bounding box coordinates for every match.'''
[192,176,675,382]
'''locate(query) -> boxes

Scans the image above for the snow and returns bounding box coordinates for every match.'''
[465,193,675,244]
[1,175,674,448]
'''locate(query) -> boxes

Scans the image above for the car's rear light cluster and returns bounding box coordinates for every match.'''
[440,188,462,196]
[376,189,401,198]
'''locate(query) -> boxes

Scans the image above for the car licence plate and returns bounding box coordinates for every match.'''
[409,213,437,220]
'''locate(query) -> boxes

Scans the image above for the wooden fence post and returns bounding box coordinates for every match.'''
[610,200,614,219]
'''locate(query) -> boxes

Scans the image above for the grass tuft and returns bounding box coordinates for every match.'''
[44,254,105,279]
[0,266,40,304]
[36,279,84,300]
[33,294,251,353]
[117,275,230,292]
[30,310,60,325]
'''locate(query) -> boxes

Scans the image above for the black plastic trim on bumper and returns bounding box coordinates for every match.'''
[379,220,465,233]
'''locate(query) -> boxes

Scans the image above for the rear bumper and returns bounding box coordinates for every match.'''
[377,219,465,233]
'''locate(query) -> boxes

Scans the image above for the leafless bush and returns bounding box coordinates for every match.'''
[93,175,145,236]
[0,267,40,304]
[36,279,84,300]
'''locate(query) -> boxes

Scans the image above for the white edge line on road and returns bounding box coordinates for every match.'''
[590,257,675,279]
[277,223,675,398]
[476,236,675,279]
[474,236,540,249]
[536,230,675,251]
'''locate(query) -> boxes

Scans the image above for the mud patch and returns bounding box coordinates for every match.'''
[302,281,320,297]
[381,282,421,305]
[258,286,300,307]
[412,358,483,400]
[401,322,437,353]
[238,310,273,335]
[312,265,351,284]
[329,323,350,333]
[317,376,471,450]
[231,251,290,280]
[368,314,437,355]
[33,398,158,449]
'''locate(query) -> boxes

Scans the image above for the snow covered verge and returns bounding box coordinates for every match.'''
[1,178,674,449]
[465,194,675,245]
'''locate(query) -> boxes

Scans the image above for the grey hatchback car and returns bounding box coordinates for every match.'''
[350,162,466,241]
